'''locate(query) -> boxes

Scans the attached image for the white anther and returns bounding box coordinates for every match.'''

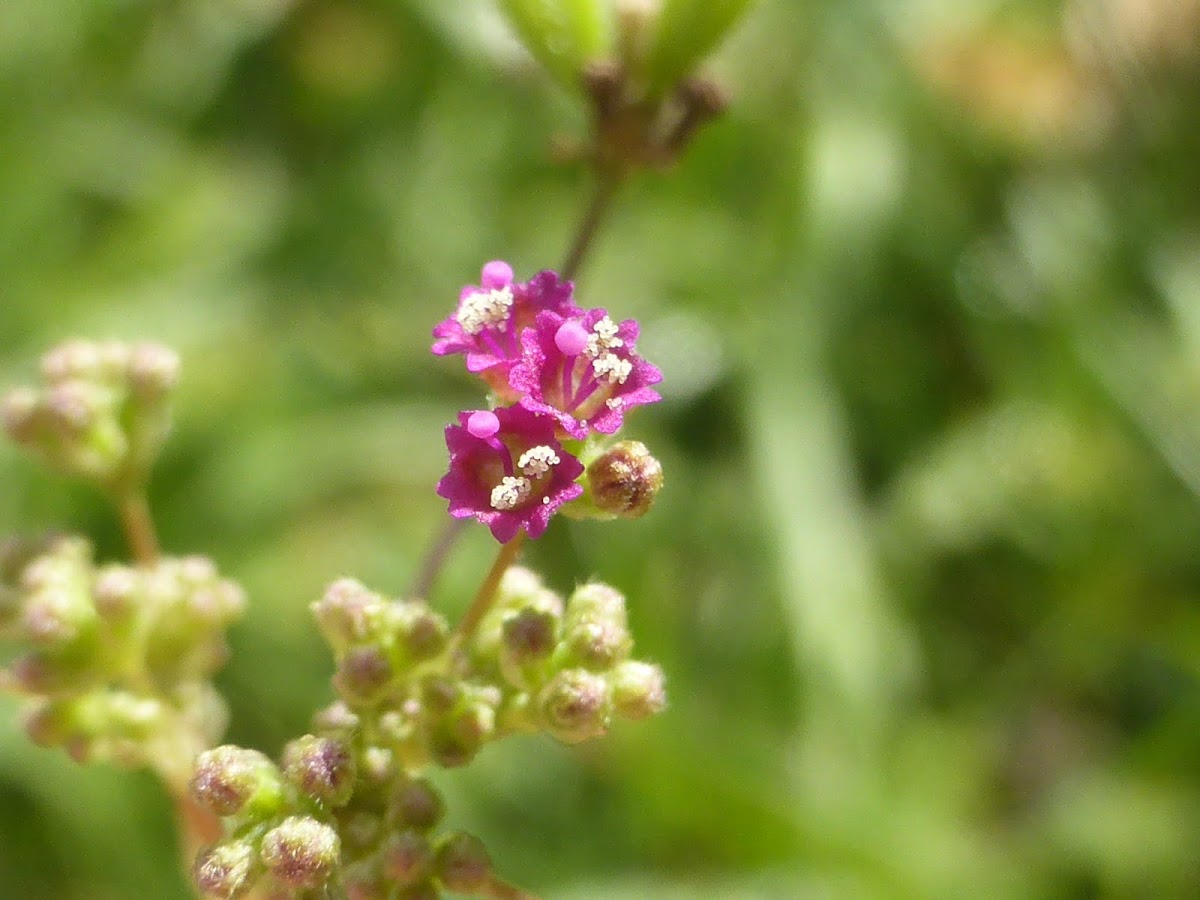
[456,286,514,336]
[518,445,560,477]
[490,476,532,510]
[592,353,633,385]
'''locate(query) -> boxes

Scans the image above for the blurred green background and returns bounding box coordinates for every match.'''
[3,0,1200,897]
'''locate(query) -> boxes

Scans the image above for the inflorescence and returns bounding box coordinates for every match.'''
[0,264,669,899]
[435,261,664,541]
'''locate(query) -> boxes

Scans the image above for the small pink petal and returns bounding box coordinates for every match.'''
[554,319,590,356]
[466,410,500,439]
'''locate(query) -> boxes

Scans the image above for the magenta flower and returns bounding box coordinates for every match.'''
[508,309,663,439]
[436,406,585,543]
[431,262,578,398]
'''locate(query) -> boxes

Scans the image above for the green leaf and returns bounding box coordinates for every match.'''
[499,0,613,89]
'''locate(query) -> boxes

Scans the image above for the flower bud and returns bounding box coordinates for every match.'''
[126,342,180,402]
[41,340,103,384]
[562,582,632,670]
[610,660,667,720]
[92,565,140,620]
[1,388,40,444]
[386,601,449,662]
[190,745,284,818]
[585,440,663,519]
[283,734,357,807]
[312,578,384,650]
[334,646,395,705]
[381,830,433,886]
[313,700,360,737]
[193,840,257,899]
[22,699,75,748]
[259,816,340,890]
[429,698,496,768]
[391,778,445,832]
[499,0,611,89]
[21,584,96,647]
[499,608,558,690]
[435,831,493,894]
[538,668,612,744]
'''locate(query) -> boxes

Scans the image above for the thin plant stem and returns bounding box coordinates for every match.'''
[455,532,527,644]
[409,518,469,600]
[116,488,160,566]
[561,169,624,282]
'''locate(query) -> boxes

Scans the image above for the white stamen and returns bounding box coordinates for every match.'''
[518,445,560,476]
[585,316,624,357]
[490,476,532,510]
[456,286,514,336]
[592,353,633,385]
[605,398,622,409]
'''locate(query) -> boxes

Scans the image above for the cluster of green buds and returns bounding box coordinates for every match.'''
[0,535,243,783]
[189,568,664,898]
[191,737,513,899]
[470,567,666,742]
[502,0,753,169]
[1,338,179,491]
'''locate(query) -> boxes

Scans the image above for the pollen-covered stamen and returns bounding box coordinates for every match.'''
[490,476,532,510]
[456,286,515,336]
[592,353,633,385]
[585,316,624,358]
[518,445,560,477]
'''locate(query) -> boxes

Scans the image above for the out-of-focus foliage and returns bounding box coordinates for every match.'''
[2,0,1200,897]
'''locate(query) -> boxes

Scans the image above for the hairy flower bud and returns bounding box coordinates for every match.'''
[381,830,434,886]
[91,565,140,620]
[499,608,558,690]
[610,660,667,720]
[538,668,612,744]
[562,582,632,670]
[435,831,493,894]
[259,816,340,889]
[283,734,356,807]
[392,778,446,832]
[1,388,39,444]
[312,578,384,650]
[126,343,180,401]
[334,646,395,705]
[190,745,284,818]
[387,600,449,662]
[585,440,663,519]
[194,840,257,899]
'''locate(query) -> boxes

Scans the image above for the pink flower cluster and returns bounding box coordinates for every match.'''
[433,262,662,542]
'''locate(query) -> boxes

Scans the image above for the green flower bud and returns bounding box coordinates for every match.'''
[386,601,449,662]
[312,578,385,651]
[538,668,612,743]
[610,660,667,720]
[40,340,107,384]
[584,440,663,519]
[283,734,357,808]
[381,830,433,886]
[91,565,140,621]
[22,699,75,748]
[391,778,445,832]
[645,0,756,94]
[1,388,40,444]
[499,608,558,690]
[193,839,258,899]
[429,696,496,769]
[259,816,340,890]
[190,745,285,818]
[562,582,632,670]
[500,0,612,89]
[334,646,395,705]
[313,700,361,737]
[338,810,384,854]
[435,831,493,894]
[126,343,180,403]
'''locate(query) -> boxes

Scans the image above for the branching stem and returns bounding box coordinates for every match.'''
[116,488,160,566]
